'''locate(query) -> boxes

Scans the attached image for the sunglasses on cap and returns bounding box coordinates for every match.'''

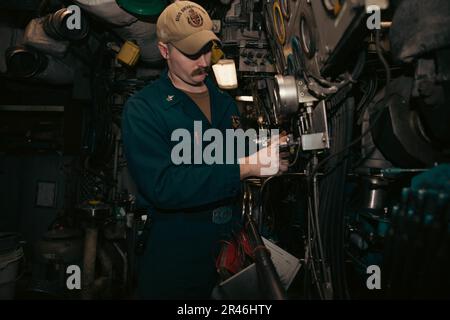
[174,41,216,60]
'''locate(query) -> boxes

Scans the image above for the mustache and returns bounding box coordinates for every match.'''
[191,66,210,76]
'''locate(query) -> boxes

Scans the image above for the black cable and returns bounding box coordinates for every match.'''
[352,50,367,81]
[356,75,378,118]
[327,105,343,297]
[307,196,325,299]
[88,38,115,169]
[329,110,341,293]
[304,152,329,299]
[375,30,391,85]
[339,100,354,299]
[310,107,385,179]
[318,68,400,178]
[335,107,347,298]
[311,98,355,299]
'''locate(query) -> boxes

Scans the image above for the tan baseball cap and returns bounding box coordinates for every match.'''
[156,1,220,55]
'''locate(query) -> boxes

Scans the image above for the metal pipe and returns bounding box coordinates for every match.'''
[82,227,98,300]
[381,21,392,29]
[245,213,287,300]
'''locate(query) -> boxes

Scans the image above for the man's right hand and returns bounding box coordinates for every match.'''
[239,135,289,179]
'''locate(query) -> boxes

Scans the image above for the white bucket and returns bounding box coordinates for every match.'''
[0,247,23,300]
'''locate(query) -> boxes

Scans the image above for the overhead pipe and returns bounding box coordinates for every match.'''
[23,17,69,58]
[73,0,163,64]
[73,0,138,26]
[1,25,75,84]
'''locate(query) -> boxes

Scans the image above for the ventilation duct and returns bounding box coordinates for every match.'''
[23,17,69,58]
[1,25,74,84]
[0,26,23,74]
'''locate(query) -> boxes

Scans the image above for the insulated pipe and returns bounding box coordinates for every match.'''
[82,227,98,300]
[73,0,163,64]
[5,46,75,84]
[1,25,74,84]
[23,17,69,58]
[73,0,137,26]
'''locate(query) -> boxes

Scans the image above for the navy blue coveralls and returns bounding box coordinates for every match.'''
[122,70,242,299]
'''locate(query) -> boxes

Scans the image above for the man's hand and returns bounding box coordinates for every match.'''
[239,135,289,179]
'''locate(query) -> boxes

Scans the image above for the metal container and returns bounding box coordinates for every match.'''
[0,233,23,300]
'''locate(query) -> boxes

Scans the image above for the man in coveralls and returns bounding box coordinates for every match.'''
[122,1,288,299]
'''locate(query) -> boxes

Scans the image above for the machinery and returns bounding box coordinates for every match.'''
[237,0,450,299]
[0,0,449,299]
[210,0,450,299]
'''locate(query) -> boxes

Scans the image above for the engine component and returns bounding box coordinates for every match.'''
[270,73,328,151]
[300,101,330,151]
[273,74,317,117]
[370,77,449,167]
[390,0,450,63]
[239,48,275,73]
[43,8,89,41]
[273,74,298,116]
[361,176,389,212]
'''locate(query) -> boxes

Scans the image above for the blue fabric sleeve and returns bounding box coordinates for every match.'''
[122,96,241,210]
